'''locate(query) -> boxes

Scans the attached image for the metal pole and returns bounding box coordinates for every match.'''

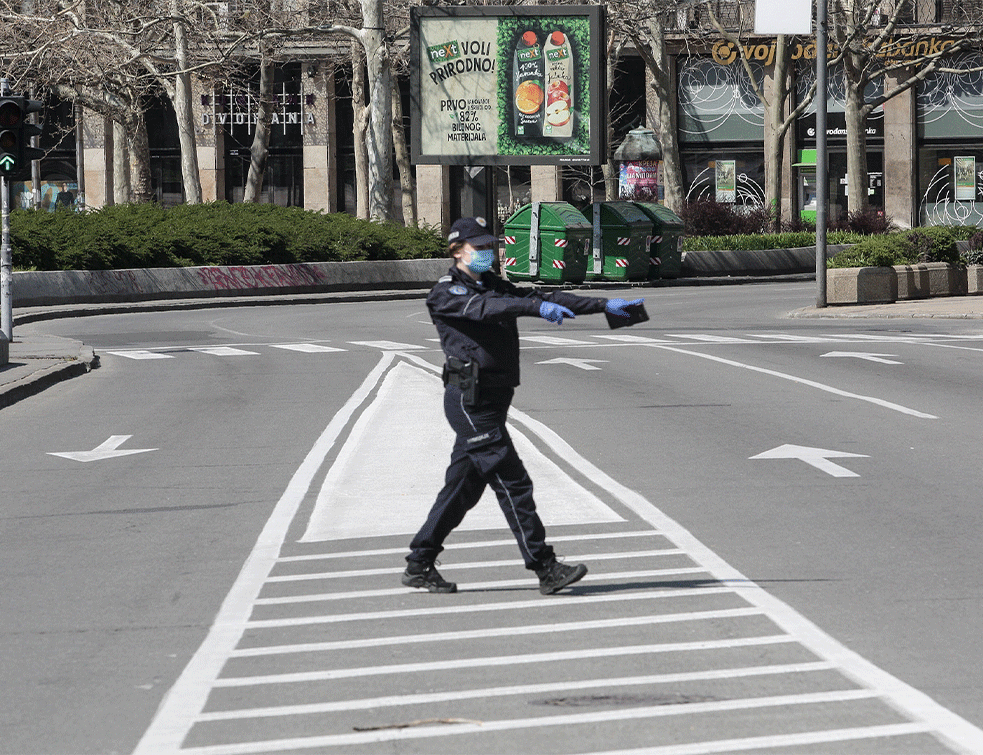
[1,174,11,341]
[815,0,828,307]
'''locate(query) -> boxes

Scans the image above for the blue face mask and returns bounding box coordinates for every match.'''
[466,247,495,275]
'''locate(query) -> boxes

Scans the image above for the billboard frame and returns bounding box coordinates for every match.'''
[410,5,607,167]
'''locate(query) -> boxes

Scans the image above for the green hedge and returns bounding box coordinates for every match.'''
[827,225,963,268]
[683,230,863,253]
[11,202,445,271]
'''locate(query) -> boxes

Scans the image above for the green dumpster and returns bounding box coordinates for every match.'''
[586,201,652,282]
[503,202,592,284]
[634,202,685,279]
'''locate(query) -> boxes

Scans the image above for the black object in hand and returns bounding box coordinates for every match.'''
[605,302,649,329]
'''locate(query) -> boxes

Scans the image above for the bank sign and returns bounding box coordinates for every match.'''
[410,6,606,166]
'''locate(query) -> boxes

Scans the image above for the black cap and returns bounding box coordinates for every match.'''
[448,216,497,248]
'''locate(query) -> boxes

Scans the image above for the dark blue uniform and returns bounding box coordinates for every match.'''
[407,266,608,571]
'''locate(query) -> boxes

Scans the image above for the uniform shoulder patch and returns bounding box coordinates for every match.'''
[449,285,468,295]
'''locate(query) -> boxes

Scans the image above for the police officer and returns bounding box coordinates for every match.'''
[403,216,644,595]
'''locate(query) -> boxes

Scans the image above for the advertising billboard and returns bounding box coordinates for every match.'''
[410,5,606,166]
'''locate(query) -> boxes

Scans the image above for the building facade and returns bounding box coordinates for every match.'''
[19,4,983,233]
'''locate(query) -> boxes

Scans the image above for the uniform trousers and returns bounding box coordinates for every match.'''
[408,384,554,571]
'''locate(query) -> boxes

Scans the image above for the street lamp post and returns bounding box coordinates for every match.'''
[816,0,828,308]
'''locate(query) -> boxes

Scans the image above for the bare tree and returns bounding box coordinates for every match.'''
[828,0,978,212]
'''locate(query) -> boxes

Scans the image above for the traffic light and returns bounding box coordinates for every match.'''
[0,95,44,180]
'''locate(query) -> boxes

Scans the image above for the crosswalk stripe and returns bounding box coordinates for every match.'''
[252,584,736,614]
[265,549,687,582]
[270,343,346,353]
[189,346,259,356]
[275,529,666,562]
[196,661,837,720]
[104,350,174,360]
[212,635,797,686]
[235,607,763,653]
[348,340,426,350]
[179,690,880,754]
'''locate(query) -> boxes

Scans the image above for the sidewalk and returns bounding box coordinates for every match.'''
[2,292,982,410]
[0,333,98,410]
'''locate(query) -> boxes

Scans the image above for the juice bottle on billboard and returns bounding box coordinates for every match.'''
[512,30,544,138]
[543,30,573,139]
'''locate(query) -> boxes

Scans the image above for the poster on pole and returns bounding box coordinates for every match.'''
[954,156,976,201]
[410,5,606,166]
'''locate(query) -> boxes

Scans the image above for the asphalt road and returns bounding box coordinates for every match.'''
[3,280,983,755]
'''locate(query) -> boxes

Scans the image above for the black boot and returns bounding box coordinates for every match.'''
[402,561,457,593]
[536,558,588,595]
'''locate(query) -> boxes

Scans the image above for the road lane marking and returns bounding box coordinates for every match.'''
[513,409,983,754]
[189,346,259,356]
[178,690,881,754]
[251,583,734,613]
[583,724,935,755]
[211,635,799,686]
[104,350,175,359]
[265,548,687,582]
[243,567,713,607]
[235,607,764,655]
[196,661,837,720]
[648,344,938,419]
[137,351,983,755]
[299,361,623,542]
[48,435,158,462]
[133,352,399,755]
[275,530,667,562]
[347,339,426,350]
[536,357,609,370]
[521,335,597,345]
[821,350,903,364]
[750,444,870,478]
[269,343,346,353]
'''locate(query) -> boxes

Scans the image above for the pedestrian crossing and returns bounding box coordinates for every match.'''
[132,351,983,755]
[102,331,983,361]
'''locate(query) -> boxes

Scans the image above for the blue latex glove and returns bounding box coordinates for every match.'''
[539,301,575,324]
[605,298,644,318]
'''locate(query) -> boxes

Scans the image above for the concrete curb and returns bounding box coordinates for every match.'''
[0,343,99,410]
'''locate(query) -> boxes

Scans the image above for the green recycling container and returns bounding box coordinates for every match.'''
[503,202,592,284]
[633,202,685,279]
[585,201,652,282]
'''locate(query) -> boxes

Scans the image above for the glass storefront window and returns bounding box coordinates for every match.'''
[918,146,983,225]
[678,56,765,144]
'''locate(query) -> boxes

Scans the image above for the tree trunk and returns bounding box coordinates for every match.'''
[352,42,369,220]
[172,0,202,204]
[603,32,620,201]
[359,0,393,221]
[391,83,415,226]
[641,18,683,211]
[763,38,790,231]
[843,53,869,215]
[244,51,275,203]
[128,111,155,204]
[112,119,130,204]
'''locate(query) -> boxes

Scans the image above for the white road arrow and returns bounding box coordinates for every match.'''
[750,444,869,478]
[535,357,609,371]
[49,435,158,463]
[821,351,903,365]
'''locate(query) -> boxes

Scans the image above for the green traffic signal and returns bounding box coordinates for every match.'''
[0,95,44,179]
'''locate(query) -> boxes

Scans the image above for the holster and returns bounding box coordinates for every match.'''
[442,356,480,407]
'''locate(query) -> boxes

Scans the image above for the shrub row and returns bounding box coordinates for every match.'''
[683,230,863,253]
[827,225,977,268]
[11,202,445,271]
